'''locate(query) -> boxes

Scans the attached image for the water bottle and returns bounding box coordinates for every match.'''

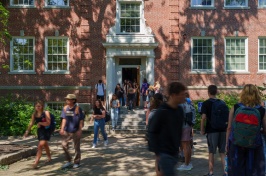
[224,155,228,175]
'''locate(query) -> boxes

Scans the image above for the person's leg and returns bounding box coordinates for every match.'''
[263,135,266,173]
[155,155,162,176]
[111,108,115,129]
[73,132,81,164]
[61,132,72,162]
[182,141,192,165]
[33,140,46,168]
[158,153,177,176]
[93,120,100,145]
[218,132,226,172]
[43,141,51,162]
[207,133,219,174]
[99,119,108,141]
[208,153,214,174]
[115,108,119,128]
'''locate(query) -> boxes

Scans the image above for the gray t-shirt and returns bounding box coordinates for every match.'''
[111,99,119,109]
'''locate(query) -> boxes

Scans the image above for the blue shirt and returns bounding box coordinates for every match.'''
[61,105,85,133]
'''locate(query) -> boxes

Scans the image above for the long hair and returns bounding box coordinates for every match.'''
[93,99,105,111]
[33,100,44,117]
[149,93,163,111]
[239,84,262,107]
[110,94,118,105]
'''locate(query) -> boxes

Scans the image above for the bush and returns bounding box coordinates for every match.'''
[0,94,61,136]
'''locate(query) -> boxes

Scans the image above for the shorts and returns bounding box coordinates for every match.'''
[158,153,178,176]
[181,127,192,142]
[142,95,147,101]
[97,95,104,101]
[207,132,226,154]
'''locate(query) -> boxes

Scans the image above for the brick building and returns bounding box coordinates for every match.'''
[0,0,266,108]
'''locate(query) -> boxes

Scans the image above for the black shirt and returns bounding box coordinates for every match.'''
[201,98,226,133]
[148,103,184,156]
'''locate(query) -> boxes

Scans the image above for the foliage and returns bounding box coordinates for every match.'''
[0,165,9,170]
[0,94,61,136]
[193,92,239,130]
[0,2,11,44]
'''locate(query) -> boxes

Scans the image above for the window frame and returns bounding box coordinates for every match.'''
[44,37,69,74]
[116,1,144,34]
[258,0,266,8]
[190,0,215,8]
[10,37,36,73]
[258,37,266,72]
[191,37,215,73]
[224,37,248,72]
[10,0,35,7]
[46,102,65,111]
[224,0,248,8]
[45,0,69,7]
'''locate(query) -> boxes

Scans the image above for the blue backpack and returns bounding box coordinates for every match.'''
[44,112,56,134]
[210,99,229,130]
[230,104,262,148]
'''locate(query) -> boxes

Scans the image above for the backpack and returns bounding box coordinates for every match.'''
[230,103,262,148]
[148,89,155,98]
[210,99,229,130]
[183,102,196,126]
[141,83,149,94]
[105,111,111,122]
[97,83,104,93]
[44,112,56,134]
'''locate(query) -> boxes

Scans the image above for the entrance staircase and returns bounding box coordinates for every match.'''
[84,107,147,136]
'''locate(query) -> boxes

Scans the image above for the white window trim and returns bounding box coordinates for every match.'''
[224,37,248,73]
[10,0,35,7]
[44,37,70,74]
[224,0,249,8]
[44,0,70,8]
[258,37,266,72]
[258,0,266,8]
[116,0,145,34]
[190,0,215,8]
[9,37,36,74]
[190,37,215,73]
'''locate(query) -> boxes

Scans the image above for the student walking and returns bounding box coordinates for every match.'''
[226,84,266,176]
[200,85,229,176]
[110,94,120,130]
[95,80,106,106]
[148,82,187,175]
[90,99,108,148]
[60,94,85,169]
[24,100,52,169]
[141,78,149,109]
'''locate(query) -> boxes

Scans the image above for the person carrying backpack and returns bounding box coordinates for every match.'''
[200,85,229,176]
[177,93,196,171]
[95,80,106,106]
[23,100,52,169]
[226,84,266,176]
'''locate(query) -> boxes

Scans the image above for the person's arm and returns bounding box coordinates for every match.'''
[148,110,162,154]
[225,107,234,151]
[38,111,51,127]
[117,100,120,108]
[200,114,206,135]
[23,114,35,138]
[60,107,67,135]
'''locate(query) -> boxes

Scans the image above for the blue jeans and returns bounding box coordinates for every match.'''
[111,108,119,128]
[93,119,107,145]
[263,135,266,173]
[118,97,123,114]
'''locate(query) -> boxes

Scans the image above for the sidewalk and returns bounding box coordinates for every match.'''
[0,132,225,176]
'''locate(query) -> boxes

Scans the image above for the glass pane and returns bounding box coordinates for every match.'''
[58,47,63,54]
[63,47,67,54]
[48,63,53,70]
[53,39,58,46]
[48,55,53,62]
[62,63,67,70]
[48,47,53,54]
[48,39,53,46]
[53,55,57,62]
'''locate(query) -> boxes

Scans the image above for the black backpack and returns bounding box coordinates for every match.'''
[210,99,229,130]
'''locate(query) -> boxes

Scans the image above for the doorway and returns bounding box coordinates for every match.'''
[122,67,140,106]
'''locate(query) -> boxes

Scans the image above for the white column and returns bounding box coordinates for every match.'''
[146,57,155,85]
[106,57,115,110]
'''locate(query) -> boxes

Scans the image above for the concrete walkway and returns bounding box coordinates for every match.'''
[0,132,225,176]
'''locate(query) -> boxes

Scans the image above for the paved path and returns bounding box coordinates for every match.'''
[0,133,225,176]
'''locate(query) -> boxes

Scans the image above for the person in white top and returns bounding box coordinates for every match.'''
[95,80,106,106]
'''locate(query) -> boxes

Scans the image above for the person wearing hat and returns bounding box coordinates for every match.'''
[60,94,85,169]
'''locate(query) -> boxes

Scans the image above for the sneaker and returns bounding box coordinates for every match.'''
[104,140,108,146]
[61,162,72,169]
[73,164,80,168]
[188,163,193,169]
[91,144,96,148]
[177,164,192,171]
[203,173,214,176]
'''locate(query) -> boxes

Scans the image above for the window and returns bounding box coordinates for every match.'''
[224,0,248,7]
[259,0,266,7]
[46,0,69,6]
[191,38,214,71]
[120,3,141,33]
[10,37,35,72]
[259,38,266,71]
[47,102,64,111]
[10,0,34,6]
[225,38,247,71]
[191,0,214,7]
[45,37,69,72]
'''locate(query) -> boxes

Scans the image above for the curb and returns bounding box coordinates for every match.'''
[0,146,37,165]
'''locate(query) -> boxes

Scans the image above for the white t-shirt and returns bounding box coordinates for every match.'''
[95,83,106,96]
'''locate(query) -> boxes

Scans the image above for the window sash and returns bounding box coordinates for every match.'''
[46,102,64,111]
[191,0,214,6]
[259,39,266,70]
[120,3,141,33]
[11,0,34,6]
[11,38,34,71]
[46,0,69,6]
[192,38,213,71]
[225,38,246,71]
[46,38,68,71]
[259,0,266,7]
[225,0,247,7]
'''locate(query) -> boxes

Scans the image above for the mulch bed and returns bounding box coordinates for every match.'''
[0,144,30,157]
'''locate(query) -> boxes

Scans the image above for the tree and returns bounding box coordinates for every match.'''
[0,2,10,44]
